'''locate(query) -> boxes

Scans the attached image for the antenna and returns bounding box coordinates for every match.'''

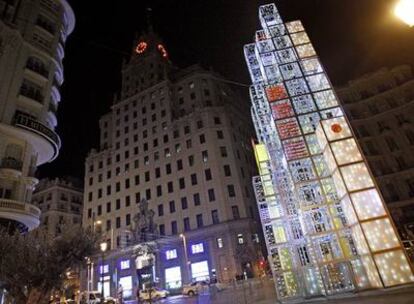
[146,7,154,33]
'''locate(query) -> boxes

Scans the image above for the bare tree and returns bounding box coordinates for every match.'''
[0,227,98,304]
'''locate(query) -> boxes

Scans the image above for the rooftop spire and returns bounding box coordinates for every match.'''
[146,7,154,33]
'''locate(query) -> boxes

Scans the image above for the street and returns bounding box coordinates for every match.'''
[125,281,414,304]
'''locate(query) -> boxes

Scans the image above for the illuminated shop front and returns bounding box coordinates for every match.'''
[191,261,210,282]
[245,3,414,302]
[165,266,182,289]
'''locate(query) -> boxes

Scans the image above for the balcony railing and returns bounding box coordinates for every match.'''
[0,198,41,217]
[19,85,44,103]
[0,157,23,171]
[36,18,56,35]
[13,112,60,149]
[26,61,49,78]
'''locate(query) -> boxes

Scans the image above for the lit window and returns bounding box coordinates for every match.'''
[237,234,244,245]
[120,260,130,270]
[217,238,224,248]
[99,264,109,274]
[166,249,177,260]
[191,243,204,254]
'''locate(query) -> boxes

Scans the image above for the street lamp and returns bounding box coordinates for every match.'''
[179,234,191,283]
[99,242,108,299]
[395,0,414,27]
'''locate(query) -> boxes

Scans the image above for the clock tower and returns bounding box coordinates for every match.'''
[120,26,171,99]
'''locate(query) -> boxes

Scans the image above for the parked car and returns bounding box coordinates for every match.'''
[78,292,117,304]
[79,291,102,304]
[182,281,209,296]
[139,287,169,302]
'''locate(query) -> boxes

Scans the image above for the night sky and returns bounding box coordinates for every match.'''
[38,0,414,180]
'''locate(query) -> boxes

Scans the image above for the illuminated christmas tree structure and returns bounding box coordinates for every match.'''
[245,3,414,301]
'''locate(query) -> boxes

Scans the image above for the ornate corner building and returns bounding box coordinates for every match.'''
[245,3,414,301]
[0,0,75,232]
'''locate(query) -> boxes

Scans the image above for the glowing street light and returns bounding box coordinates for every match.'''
[394,0,414,27]
[180,234,191,283]
[99,242,108,299]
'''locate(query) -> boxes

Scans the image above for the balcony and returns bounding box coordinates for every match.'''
[0,157,23,171]
[35,18,56,36]
[25,60,49,80]
[0,198,40,231]
[12,112,60,164]
[19,85,44,104]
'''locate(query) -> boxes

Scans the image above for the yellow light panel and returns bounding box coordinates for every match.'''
[340,163,374,192]
[361,218,400,252]
[374,250,414,286]
[350,189,386,220]
[331,138,363,165]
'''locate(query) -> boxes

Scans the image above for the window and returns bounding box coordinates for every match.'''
[177,160,183,170]
[165,148,171,157]
[232,205,240,219]
[181,197,188,209]
[212,210,219,224]
[106,220,111,231]
[120,260,130,270]
[205,169,212,180]
[220,146,228,157]
[191,174,198,185]
[193,193,201,206]
[197,120,203,129]
[97,205,102,215]
[171,221,178,235]
[186,139,192,149]
[224,165,231,176]
[116,217,121,228]
[166,163,172,174]
[99,264,109,274]
[135,175,140,185]
[217,130,224,139]
[237,233,244,244]
[167,181,174,193]
[179,178,185,189]
[125,196,131,207]
[202,150,208,162]
[188,155,194,166]
[155,167,161,178]
[157,185,162,197]
[126,214,131,225]
[106,202,111,213]
[184,126,190,134]
[169,200,176,213]
[145,189,151,200]
[159,224,165,236]
[116,199,121,210]
[228,185,236,197]
[208,189,216,202]
[196,214,203,228]
[166,249,177,260]
[191,243,204,254]
[217,238,224,248]
[184,217,190,231]
[145,171,150,182]
[199,134,206,144]
[158,204,164,216]
[214,117,221,124]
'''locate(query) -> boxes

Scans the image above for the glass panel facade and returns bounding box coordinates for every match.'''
[245,3,414,301]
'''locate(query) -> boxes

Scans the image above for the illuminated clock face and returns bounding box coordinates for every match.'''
[135,42,148,54]
[157,44,168,58]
